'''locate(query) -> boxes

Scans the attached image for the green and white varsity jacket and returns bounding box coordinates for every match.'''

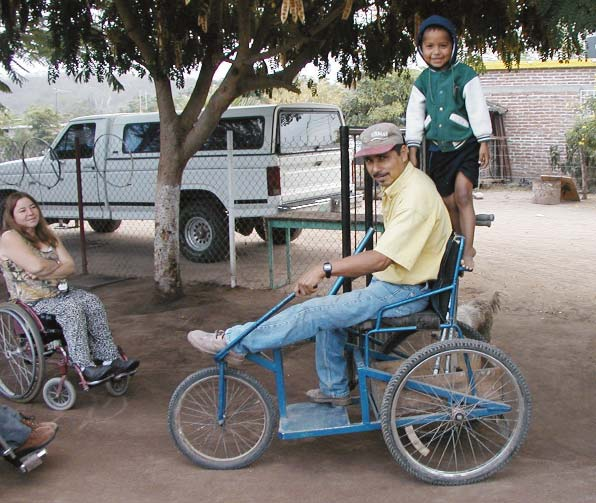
[405,62,492,152]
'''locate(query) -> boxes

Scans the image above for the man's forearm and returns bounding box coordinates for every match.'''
[327,250,392,278]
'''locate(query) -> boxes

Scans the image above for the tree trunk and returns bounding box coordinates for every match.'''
[154,124,186,300]
[580,149,589,200]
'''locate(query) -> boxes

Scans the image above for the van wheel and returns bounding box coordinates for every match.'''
[88,219,122,233]
[255,223,302,245]
[180,203,229,263]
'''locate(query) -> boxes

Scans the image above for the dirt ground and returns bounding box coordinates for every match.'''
[2,188,596,503]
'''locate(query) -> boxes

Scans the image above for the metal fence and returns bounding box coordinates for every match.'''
[0,121,362,290]
[0,127,589,291]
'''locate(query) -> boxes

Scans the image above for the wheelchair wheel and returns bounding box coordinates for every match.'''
[381,339,531,485]
[168,366,278,469]
[105,376,129,397]
[42,377,77,411]
[0,304,46,403]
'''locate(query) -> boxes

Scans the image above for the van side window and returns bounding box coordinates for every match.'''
[122,117,264,153]
[123,123,160,153]
[279,111,341,154]
[54,123,96,159]
[202,117,265,150]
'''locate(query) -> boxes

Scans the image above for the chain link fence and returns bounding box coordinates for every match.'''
[0,108,363,290]
[0,115,588,291]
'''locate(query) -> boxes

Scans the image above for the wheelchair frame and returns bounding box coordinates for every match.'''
[0,299,133,410]
[169,228,532,485]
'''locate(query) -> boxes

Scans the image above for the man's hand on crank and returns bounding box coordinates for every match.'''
[294,266,325,297]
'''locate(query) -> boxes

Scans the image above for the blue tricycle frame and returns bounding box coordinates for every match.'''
[168,229,531,486]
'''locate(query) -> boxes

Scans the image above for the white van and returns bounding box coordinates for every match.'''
[0,103,345,262]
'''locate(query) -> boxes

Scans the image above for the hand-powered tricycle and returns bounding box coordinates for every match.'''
[168,228,531,485]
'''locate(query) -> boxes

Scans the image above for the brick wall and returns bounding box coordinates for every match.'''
[479,67,595,181]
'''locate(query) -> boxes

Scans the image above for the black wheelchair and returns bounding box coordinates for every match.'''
[0,300,135,410]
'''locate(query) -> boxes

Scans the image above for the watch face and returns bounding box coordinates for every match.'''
[323,262,332,277]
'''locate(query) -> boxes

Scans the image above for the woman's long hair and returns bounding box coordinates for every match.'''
[1,192,58,248]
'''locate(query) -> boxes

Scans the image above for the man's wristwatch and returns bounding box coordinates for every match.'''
[323,262,332,279]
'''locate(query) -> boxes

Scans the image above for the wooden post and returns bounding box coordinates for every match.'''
[580,150,589,200]
[74,137,88,274]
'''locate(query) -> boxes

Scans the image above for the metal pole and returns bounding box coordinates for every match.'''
[363,145,374,286]
[74,137,88,275]
[339,125,352,293]
[226,130,237,288]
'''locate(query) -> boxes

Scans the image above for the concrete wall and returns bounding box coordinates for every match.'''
[479,66,595,181]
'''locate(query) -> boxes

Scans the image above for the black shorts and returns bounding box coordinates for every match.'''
[426,138,480,197]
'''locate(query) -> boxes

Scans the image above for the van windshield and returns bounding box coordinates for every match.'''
[278,111,341,154]
[123,117,265,153]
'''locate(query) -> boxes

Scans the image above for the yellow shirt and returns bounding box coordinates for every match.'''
[373,163,452,285]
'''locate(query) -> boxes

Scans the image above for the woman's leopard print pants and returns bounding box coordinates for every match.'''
[31,289,121,368]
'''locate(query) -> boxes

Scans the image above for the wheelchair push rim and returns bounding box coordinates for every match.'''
[0,304,46,402]
[168,366,278,469]
[381,339,531,485]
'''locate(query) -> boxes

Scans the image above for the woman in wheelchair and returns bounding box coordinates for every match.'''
[0,192,139,383]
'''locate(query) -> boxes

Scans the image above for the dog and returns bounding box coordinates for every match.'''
[457,292,502,343]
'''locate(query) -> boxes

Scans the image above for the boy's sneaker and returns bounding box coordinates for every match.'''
[187,330,245,365]
[14,423,58,455]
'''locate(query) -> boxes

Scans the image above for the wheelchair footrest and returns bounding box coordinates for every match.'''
[280,402,350,436]
[4,448,46,473]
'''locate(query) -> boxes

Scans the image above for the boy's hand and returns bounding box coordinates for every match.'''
[408,147,419,167]
[479,142,490,168]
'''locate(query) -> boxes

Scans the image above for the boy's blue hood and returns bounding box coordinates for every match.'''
[416,15,458,67]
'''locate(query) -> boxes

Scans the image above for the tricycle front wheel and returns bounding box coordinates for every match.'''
[168,367,278,469]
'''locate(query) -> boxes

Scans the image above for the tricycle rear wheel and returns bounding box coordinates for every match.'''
[381,339,531,485]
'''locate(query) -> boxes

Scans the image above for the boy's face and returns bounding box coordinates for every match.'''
[421,27,453,70]
[364,146,408,188]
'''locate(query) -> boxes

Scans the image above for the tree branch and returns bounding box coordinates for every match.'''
[180,1,225,129]
[247,2,345,65]
[113,0,156,71]
[154,77,176,123]
[181,69,243,159]
[179,60,219,129]
[241,75,301,94]
[237,0,251,59]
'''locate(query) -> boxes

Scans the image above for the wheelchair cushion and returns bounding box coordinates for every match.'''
[37,313,61,331]
[13,300,64,346]
[355,309,441,332]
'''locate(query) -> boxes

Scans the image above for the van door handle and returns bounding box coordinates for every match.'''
[314,161,322,166]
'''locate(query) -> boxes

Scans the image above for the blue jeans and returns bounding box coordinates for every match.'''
[0,405,31,449]
[225,279,429,398]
